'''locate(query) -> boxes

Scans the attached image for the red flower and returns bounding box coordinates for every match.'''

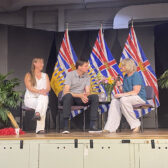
[0,127,25,136]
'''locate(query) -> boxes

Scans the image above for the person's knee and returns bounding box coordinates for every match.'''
[63,93,72,99]
[120,97,128,104]
[89,94,99,102]
[62,93,73,102]
[111,98,119,104]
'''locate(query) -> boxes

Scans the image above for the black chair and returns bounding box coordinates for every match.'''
[57,91,88,132]
[20,97,50,133]
[133,86,158,132]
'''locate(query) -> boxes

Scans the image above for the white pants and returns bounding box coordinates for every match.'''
[24,95,49,133]
[104,95,145,132]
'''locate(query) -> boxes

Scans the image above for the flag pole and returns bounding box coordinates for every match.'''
[66,22,68,31]
[101,23,104,34]
[131,18,134,27]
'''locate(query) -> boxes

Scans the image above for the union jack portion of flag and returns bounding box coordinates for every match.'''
[89,28,123,93]
[51,29,85,118]
[89,28,123,113]
[121,26,160,118]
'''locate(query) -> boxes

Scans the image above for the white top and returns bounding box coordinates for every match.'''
[24,72,47,99]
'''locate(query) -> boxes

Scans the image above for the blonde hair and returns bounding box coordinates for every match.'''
[29,58,44,86]
[120,58,137,74]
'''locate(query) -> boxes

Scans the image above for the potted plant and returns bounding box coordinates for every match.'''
[0,73,21,128]
[158,69,168,89]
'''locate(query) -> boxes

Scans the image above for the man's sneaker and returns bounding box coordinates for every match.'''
[88,128,102,133]
[61,129,70,134]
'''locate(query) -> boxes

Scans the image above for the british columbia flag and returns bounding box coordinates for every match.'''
[89,28,123,94]
[51,29,85,118]
[121,26,160,118]
[89,28,123,113]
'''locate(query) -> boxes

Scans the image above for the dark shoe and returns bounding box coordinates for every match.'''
[36,130,46,134]
[33,114,41,121]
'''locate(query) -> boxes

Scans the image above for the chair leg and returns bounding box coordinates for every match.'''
[20,110,23,129]
[155,108,158,129]
[101,113,105,130]
[68,119,71,130]
[154,96,158,129]
[49,112,50,131]
[140,115,144,132]
[19,102,22,128]
[83,110,85,132]
[21,110,25,130]
[58,109,60,133]
[45,108,50,133]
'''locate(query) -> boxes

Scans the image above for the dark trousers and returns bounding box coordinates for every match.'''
[62,93,99,121]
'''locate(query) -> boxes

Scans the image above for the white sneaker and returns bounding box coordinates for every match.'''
[88,130,102,133]
[62,130,70,134]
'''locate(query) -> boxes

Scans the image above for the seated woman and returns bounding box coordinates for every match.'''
[24,58,50,134]
[104,58,146,133]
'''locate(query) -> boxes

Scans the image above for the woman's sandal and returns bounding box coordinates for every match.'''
[33,112,41,121]
[102,129,110,133]
[132,126,140,133]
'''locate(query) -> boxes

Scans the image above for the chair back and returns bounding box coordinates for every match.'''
[145,86,155,100]
[58,91,63,102]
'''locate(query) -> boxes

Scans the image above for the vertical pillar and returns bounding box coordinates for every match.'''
[26,8,33,28]
[0,25,8,74]
[58,8,65,32]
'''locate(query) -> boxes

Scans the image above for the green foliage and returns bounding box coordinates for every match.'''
[158,69,168,89]
[0,73,21,122]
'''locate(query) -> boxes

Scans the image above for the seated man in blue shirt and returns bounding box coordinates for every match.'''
[62,60,99,134]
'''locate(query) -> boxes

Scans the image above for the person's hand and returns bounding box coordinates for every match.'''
[114,93,123,99]
[80,93,89,104]
[38,89,48,95]
[116,80,122,87]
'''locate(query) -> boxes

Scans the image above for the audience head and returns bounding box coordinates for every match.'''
[120,58,137,74]
[30,58,44,86]
[76,60,89,73]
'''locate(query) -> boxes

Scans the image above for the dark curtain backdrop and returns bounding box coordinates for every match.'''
[155,23,168,128]
[46,29,122,129]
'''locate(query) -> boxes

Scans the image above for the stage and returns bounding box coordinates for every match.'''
[0,129,168,168]
[0,129,168,140]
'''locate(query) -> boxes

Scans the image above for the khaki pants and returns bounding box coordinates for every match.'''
[104,95,145,132]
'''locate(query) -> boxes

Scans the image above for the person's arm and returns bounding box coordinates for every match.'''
[63,72,84,98]
[24,73,41,94]
[63,84,85,98]
[83,76,91,97]
[84,85,90,96]
[115,85,141,98]
[45,74,51,93]
[115,72,142,98]
[63,84,89,104]
[116,80,123,92]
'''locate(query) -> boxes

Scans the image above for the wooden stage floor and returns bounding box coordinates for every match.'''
[1,129,168,140]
